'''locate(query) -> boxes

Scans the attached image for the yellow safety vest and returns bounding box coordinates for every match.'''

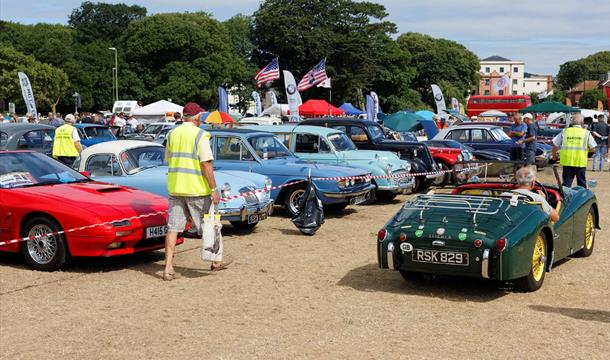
[559,127,589,168]
[52,124,79,157]
[166,124,211,196]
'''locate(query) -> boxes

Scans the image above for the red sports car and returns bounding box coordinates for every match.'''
[0,151,180,271]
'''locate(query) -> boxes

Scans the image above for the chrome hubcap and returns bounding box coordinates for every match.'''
[289,189,305,214]
[26,224,57,264]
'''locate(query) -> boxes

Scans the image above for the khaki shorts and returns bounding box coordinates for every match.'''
[167,195,212,234]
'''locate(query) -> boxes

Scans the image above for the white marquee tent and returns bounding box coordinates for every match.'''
[131,100,183,123]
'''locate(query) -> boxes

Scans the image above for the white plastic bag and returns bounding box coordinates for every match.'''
[201,205,223,262]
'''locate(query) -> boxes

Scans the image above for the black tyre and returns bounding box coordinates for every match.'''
[376,190,397,201]
[283,185,306,217]
[416,178,433,193]
[362,186,377,205]
[433,163,451,187]
[21,216,68,271]
[515,232,547,292]
[229,221,258,230]
[574,208,595,257]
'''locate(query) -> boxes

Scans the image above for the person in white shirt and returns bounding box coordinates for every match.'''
[113,114,126,128]
[512,166,560,222]
[127,115,139,129]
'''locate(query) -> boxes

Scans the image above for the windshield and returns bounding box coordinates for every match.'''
[83,127,115,139]
[0,152,87,188]
[491,127,511,141]
[247,135,291,159]
[143,124,170,135]
[368,125,385,141]
[328,133,357,151]
[120,146,167,173]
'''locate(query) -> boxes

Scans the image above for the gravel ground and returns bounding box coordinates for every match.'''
[1,167,608,359]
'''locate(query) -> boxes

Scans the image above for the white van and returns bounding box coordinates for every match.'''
[112,101,140,115]
[238,116,283,126]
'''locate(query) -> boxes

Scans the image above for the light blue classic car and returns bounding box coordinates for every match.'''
[74,123,117,148]
[208,129,376,216]
[76,140,274,230]
[243,125,414,201]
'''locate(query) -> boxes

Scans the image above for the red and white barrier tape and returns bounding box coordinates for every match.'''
[0,168,458,246]
[0,211,167,247]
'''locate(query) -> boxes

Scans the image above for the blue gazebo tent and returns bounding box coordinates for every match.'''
[339,103,365,116]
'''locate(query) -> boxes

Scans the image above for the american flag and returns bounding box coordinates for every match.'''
[297,58,328,92]
[254,58,280,88]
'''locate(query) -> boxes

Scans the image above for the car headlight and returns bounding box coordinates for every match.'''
[385,163,393,175]
[264,177,272,190]
[221,182,231,197]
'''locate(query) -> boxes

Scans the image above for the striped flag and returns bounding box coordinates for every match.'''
[254,58,280,88]
[297,58,328,92]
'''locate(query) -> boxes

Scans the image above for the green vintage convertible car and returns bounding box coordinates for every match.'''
[377,166,600,291]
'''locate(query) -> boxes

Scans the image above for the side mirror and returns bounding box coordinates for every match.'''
[80,171,91,177]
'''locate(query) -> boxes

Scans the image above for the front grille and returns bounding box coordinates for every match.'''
[135,237,165,249]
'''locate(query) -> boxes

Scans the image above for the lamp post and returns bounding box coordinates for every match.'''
[108,47,118,103]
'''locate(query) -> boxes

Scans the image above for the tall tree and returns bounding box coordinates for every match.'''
[579,89,607,109]
[120,12,246,108]
[556,51,610,90]
[0,45,70,113]
[396,32,479,108]
[68,1,147,43]
[251,0,398,104]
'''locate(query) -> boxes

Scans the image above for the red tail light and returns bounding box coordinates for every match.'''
[399,233,407,242]
[473,239,482,248]
[496,237,507,252]
[377,229,387,242]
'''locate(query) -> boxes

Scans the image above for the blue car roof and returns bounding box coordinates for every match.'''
[242,124,343,136]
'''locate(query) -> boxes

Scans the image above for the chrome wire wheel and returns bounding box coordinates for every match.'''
[26,224,58,265]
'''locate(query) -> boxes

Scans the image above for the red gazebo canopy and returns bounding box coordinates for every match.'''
[298,99,345,117]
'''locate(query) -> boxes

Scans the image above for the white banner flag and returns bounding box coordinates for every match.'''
[18,72,37,120]
[370,91,379,121]
[431,84,447,114]
[267,90,278,106]
[494,74,509,93]
[251,91,262,116]
[283,70,301,122]
[316,78,331,89]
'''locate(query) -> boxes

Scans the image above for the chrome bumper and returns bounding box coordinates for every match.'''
[481,249,490,279]
[377,177,415,192]
[426,172,444,179]
[387,242,395,269]
[218,200,274,221]
[322,184,375,199]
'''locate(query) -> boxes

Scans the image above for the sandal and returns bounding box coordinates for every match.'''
[210,260,233,271]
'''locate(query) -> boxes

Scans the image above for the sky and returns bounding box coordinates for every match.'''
[1,0,609,75]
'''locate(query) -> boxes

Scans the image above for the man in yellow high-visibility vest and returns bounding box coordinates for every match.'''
[163,102,221,281]
[51,114,82,166]
[552,114,596,188]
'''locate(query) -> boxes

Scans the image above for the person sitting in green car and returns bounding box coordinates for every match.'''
[512,166,560,222]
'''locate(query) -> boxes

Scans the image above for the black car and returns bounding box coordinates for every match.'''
[300,118,440,192]
[0,123,56,156]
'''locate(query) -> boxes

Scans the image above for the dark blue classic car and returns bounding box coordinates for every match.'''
[434,124,551,167]
[208,129,376,216]
[74,123,117,148]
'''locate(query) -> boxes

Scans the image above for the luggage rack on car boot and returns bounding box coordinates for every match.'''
[403,193,512,227]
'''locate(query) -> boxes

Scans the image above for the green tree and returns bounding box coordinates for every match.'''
[556,51,610,90]
[120,12,246,108]
[223,14,255,60]
[251,0,398,105]
[396,32,480,108]
[68,1,147,43]
[529,92,540,105]
[0,45,70,113]
[578,89,607,109]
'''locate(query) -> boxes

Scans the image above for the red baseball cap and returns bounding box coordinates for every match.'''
[183,102,205,116]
